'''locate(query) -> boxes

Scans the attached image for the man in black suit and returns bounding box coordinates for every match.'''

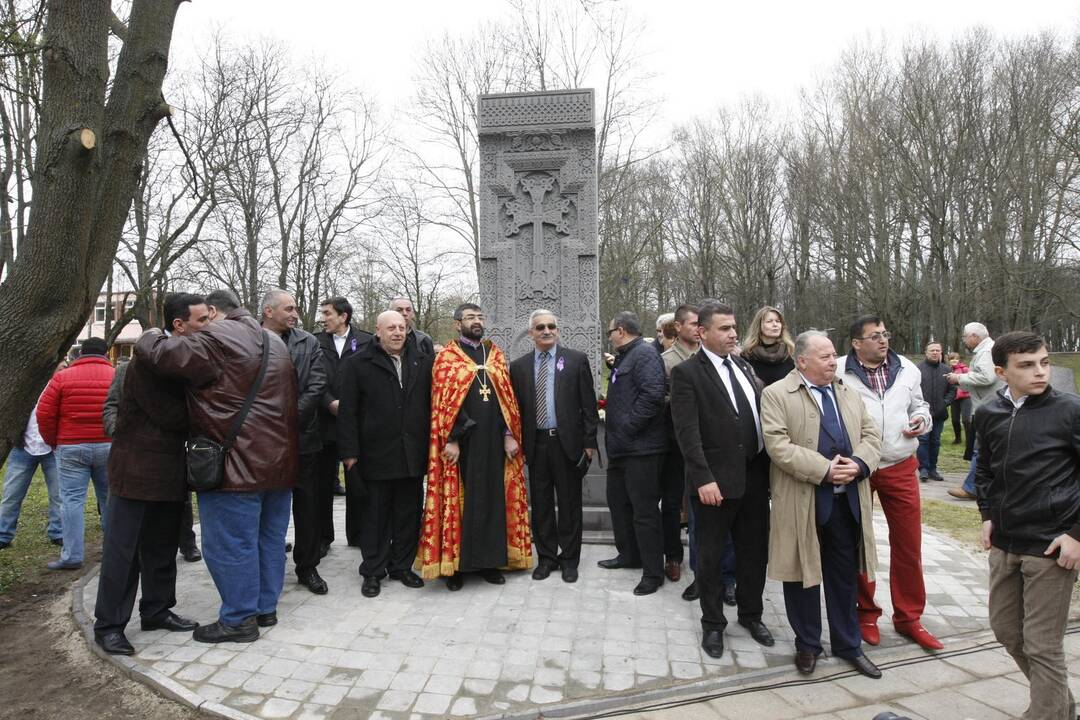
[316,296,373,548]
[510,309,600,584]
[670,302,774,659]
[337,310,432,597]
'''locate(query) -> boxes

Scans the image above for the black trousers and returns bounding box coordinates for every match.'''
[178,492,197,552]
[344,465,366,547]
[782,490,863,659]
[357,476,422,578]
[291,452,323,575]
[660,449,686,562]
[317,443,339,546]
[93,494,182,636]
[528,432,583,568]
[606,453,664,582]
[691,452,770,632]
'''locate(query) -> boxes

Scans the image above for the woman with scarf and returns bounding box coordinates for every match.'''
[742,306,796,387]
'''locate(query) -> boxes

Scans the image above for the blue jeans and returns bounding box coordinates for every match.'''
[198,489,292,626]
[917,416,947,474]
[0,448,62,544]
[56,443,110,563]
[962,447,979,495]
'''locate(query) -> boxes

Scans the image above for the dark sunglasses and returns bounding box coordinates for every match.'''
[606,327,620,336]
[533,323,557,331]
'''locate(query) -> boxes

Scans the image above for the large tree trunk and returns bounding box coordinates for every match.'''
[0,0,181,460]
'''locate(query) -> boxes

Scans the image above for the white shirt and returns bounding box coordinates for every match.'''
[22,400,52,456]
[1003,387,1028,410]
[699,345,764,452]
[333,332,347,358]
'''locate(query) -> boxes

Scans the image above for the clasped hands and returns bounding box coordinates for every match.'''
[440,435,520,464]
[827,455,862,485]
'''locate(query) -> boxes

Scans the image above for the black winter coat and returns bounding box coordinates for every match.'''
[315,327,374,443]
[336,344,433,481]
[604,336,667,458]
[974,387,1080,556]
[917,359,957,420]
[279,327,328,456]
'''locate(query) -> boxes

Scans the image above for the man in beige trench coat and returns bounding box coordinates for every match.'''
[760,330,883,678]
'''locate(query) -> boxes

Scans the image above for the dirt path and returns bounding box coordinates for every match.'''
[0,555,202,720]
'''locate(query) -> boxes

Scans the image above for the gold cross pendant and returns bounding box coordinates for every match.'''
[478,385,492,402]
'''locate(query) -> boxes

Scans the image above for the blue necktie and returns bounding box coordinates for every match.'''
[813,385,845,455]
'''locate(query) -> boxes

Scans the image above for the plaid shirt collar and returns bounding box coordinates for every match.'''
[859,356,890,397]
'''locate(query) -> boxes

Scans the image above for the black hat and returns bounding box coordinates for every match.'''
[80,338,108,357]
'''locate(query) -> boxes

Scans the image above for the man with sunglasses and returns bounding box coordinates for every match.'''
[837,315,940,652]
[510,310,600,583]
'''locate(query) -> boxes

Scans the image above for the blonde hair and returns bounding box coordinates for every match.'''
[743,306,795,355]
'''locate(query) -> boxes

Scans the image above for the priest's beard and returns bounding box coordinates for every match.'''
[461,324,485,341]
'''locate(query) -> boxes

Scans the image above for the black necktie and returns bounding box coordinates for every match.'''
[724,357,758,458]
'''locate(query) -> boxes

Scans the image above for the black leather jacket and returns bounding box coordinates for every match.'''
[279,327,328,456]
[974,386,1080,556]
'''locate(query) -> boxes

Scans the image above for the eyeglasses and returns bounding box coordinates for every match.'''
[606,327,621,336]
[533,323,557,331]
[856,332,891,342]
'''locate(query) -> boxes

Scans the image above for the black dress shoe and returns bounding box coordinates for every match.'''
[561,566,578,583]
[532,561,558,580]
[193,618,259,644]
[285,542,293,552]
[598,556,641,570]
[681,579,699,601]
[361,575,381,598]
[179,546,202,563]
[701,630,724,658]
[49,537,63,546]
[929,470,945,482]
[255,612,277,627]
[0,541,9,549]
[95,631,135,655]
[446,573,464,591]
[298,570,329,595]
[633,578,662,596]
[723,583,737,606]
[141,611,199,632]
[739,619,775,647]
[481,568,505,584]
[319,543,330,559]
[848,653,882,679]
[795,649,817,674]
[390,570,424,588]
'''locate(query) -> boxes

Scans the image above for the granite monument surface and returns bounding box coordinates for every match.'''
[477,89,600,373]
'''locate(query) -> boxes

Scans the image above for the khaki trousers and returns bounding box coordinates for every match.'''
[988,547,1078,720]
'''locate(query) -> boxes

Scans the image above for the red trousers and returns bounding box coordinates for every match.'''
[857,455,926,628]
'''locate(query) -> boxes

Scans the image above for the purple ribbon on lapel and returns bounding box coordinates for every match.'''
[556,356,565,372]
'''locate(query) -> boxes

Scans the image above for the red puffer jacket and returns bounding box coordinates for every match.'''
[36,355,115,446]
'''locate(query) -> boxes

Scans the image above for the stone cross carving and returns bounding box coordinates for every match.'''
[477,89,599,375]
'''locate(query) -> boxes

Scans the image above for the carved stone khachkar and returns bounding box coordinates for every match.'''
[477,89,599,373]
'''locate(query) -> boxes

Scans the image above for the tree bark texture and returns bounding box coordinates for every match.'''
[0,0,181,460]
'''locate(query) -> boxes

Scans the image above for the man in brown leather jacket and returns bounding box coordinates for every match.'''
[135,289,300,644]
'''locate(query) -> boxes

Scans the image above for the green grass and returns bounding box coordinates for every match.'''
[0,463,104,594]
[922,498,984,547]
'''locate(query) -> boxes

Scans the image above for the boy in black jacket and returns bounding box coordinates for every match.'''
[974,331,1080,720]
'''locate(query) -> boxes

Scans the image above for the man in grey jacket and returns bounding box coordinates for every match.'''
[946,322,1005,500]
[262,290,329,593]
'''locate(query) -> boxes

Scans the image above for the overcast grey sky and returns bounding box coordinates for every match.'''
[171,0,1080,143]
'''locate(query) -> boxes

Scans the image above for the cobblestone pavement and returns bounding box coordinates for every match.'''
[74,497,998,720]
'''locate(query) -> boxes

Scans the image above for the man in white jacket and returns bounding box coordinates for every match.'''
[838,315,942,652]
[945,322,1005,500]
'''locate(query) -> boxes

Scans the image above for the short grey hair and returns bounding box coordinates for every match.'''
[388,296,412,310]
[794,329,831,358]
[529,308,557,326]
[655,312,675,330]
[261,289,292,312]
[963,322,989,339]
[611,311,642,337]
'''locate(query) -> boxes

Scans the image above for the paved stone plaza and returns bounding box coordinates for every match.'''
[70,489,1010,720]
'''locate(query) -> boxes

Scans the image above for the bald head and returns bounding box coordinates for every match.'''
[376,310,407,355]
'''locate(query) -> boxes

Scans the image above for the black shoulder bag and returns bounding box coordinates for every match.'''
[186,331,271,492]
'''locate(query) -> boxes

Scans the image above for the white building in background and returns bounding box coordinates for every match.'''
[71,292,148,362]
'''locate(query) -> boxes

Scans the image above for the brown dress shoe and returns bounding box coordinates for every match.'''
[664,559,682,582]
[948,487,976,500]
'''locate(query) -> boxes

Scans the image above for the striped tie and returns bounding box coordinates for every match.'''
[536,351,551,428]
